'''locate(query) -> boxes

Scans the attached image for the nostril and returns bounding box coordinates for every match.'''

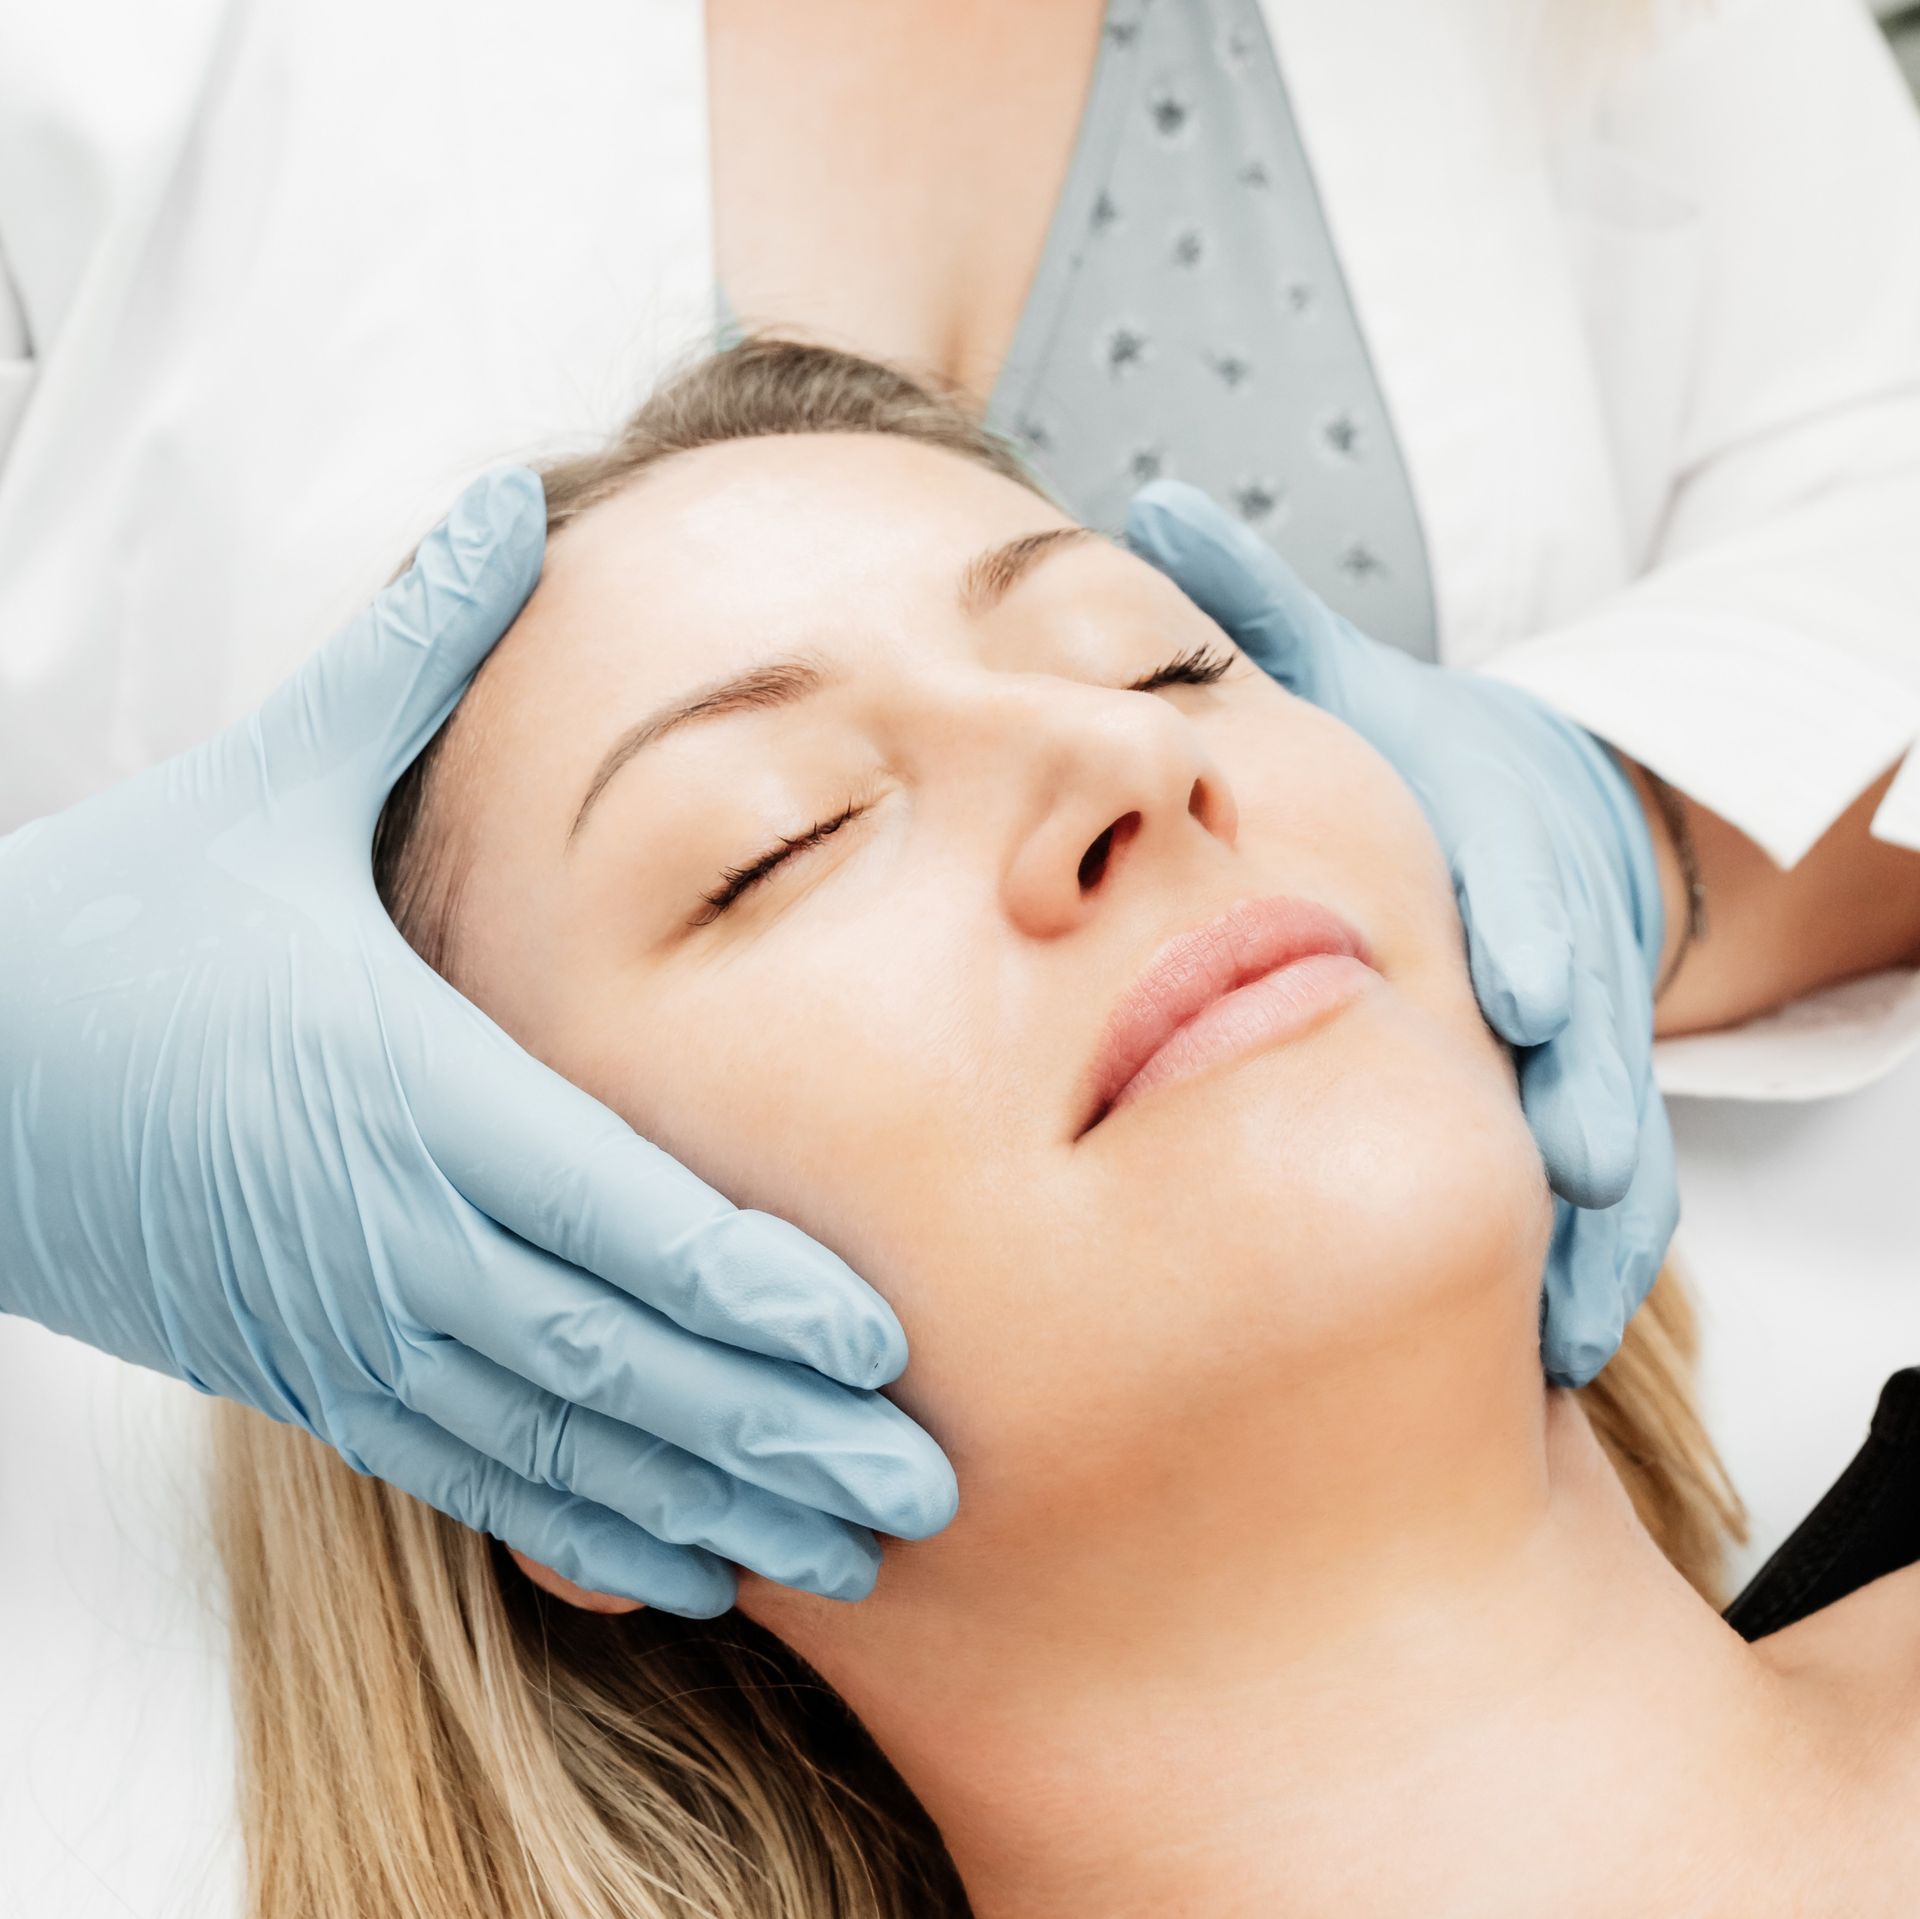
[1078,811,1141,892]
[1189,774,1235,843]
[1078,826,1114,890]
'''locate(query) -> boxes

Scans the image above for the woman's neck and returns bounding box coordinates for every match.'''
[765,1360,1900,1918]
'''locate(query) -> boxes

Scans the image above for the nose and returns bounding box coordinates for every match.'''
[993,684,1240,939]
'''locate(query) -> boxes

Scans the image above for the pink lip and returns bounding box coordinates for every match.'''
[1075,895,1377,1137]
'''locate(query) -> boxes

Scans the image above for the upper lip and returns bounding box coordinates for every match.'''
[1074,893,1375,1137]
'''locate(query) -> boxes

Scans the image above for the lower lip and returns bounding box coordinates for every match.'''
[1104,953,1377,1120]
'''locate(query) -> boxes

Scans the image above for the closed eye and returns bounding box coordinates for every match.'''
[1127,638,1239,693]
[689,638,1241,925]
[691,796,870,926]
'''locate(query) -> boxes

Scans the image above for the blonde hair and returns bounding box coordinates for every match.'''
[221,338,1746,1919]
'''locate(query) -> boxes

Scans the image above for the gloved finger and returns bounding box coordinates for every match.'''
[1122,481,1341,702]
[262,465,547,790]
[1450,815,1576,1049]
[1515,962,1640,1210]
[400,1337,884,1600]
[1539,1083,1679,1387]
[396,982,908,1391]
[337,1393,735,1615]
[406,1226,958,1541]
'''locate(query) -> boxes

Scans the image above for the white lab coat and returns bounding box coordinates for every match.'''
[3,6,1920,1913]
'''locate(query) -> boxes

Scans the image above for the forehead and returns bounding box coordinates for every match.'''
[512,431,1075,702]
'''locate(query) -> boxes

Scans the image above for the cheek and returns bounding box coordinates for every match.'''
[569,906,1084,1463]
[1216,693,1457,970]
[552,904,1014,1318]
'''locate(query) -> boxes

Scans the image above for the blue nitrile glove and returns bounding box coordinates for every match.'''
[1126,482,1676,1386]
[0,467,955,1615]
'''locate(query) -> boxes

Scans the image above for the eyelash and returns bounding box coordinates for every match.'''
[690,639,1239,925]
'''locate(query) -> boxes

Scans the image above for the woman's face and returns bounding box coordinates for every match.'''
[432,431,1550,1539]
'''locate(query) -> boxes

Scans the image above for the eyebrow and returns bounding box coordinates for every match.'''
[569,523,1097,843]
[956,525,1094,617]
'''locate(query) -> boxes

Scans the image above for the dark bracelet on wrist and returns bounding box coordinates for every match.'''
[1641,767,1709,1001]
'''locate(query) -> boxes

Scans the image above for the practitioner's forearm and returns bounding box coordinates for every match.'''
[1621,757,1920,1039]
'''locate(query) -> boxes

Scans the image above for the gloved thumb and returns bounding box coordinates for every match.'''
[256,466,548,796]
[1123,480,1335,699]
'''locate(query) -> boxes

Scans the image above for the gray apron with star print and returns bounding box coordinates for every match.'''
[991,0,1436,659]
[722,0,1437,659]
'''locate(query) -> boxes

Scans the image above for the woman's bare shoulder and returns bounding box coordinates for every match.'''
[1754,1561,1920,1779]
[1749,1570,1920,1908]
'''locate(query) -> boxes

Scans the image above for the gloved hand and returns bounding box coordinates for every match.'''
[1126,482,1676,1386]
[0,467,955,1615]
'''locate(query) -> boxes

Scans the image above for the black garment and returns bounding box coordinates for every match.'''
[1723,1369,1920,1642]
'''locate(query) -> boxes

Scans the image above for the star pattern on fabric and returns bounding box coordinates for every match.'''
[1219,23,1259,67]
[1016,415,1055,455]
[1232,478,1289,525]
[1338,541,1390,582]
[1316,407,1367,460]
[1099,323,1151,377]
[1148,83,1195,144]
[975,0,1437,660]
